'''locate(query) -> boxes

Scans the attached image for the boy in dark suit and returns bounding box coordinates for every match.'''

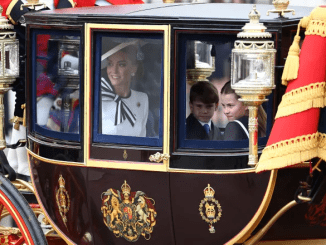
[186,81,222,140]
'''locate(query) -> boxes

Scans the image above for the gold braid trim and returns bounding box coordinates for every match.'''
[275,82,326,119]
[5,0,19,25]
[68,0,77,7]
[309,6,326,22]
[281,6,326,86]
[305,19,326,37]
[256,132,319,172]
[318,133,326,162]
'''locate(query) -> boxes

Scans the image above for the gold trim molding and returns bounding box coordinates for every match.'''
[84,23,171,172]
[227,170,277,244]
[27,149,85,167]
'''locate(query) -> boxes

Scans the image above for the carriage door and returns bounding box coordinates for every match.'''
[84,24,175,244]
[168,31,274,244]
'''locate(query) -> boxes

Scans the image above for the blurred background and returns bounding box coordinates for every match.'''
[39,0,326,8]
[132,0,326,6]
[149,0,326,4]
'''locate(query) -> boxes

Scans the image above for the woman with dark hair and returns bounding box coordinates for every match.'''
[101,40,148,137]
[220,81,266,140]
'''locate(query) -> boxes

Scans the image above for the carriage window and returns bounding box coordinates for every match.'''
[93,33,163,147]
[33,31,81,141]
[178,34,271,150]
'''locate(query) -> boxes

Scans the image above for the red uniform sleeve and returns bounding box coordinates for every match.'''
[106,0,144,4]
[1,0,13,17]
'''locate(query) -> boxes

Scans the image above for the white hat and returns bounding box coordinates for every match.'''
[101,39,145,69]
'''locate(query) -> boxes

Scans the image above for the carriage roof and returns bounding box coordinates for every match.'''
[25,3,313,24]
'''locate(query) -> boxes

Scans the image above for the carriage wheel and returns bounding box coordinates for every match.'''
[0,173,47,245]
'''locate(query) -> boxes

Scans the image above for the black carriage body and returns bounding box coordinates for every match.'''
[24,4,319,245]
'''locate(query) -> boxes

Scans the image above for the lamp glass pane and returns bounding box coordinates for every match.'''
[58,39,79,76]
[4,42,19,76]
[232,51,273,88]
[193,41,213,69]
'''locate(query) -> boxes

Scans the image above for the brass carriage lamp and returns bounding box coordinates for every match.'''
[186,41,215,86]
[0,6,20,150]
[231,5,276,166]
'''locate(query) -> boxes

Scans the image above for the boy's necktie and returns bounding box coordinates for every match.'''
[204,124,210,135]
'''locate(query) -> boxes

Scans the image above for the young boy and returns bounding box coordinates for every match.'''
[186,81,222,140]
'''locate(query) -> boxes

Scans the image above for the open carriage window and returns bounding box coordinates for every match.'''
[92,32,164,147]
[177,33,273,151]
[32,30,81,141]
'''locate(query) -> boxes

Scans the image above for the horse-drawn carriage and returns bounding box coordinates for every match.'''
[0,1,325,244]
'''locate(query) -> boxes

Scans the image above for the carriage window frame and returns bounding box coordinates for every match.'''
[91,29,165,147]
[31,29,81,142]
[177,32,273,150]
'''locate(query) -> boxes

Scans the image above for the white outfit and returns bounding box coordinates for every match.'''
[102,89,148,137]
[37,96,54,125]
[7,125,29,176]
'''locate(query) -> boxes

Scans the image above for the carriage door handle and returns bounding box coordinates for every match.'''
[149,152,170,163]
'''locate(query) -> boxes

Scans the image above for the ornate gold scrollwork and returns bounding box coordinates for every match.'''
[0,227,20,235]
[199,184,222,233]
[55,175,70,229]
[12,178,34,193]
[149,152,170,163]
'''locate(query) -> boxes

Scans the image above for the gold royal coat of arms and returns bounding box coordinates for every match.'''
[101,180,157,242]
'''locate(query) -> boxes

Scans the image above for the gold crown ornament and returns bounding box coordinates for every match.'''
[121,180,131,195]
[204,184,215,200]
[273,0,289,10]
[267,0,295,18]
[58,175,66,188]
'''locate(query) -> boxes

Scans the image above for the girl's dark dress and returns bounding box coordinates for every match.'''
[224,116,249,141]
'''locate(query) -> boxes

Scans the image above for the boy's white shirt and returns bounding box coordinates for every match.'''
[198,119,212,130]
